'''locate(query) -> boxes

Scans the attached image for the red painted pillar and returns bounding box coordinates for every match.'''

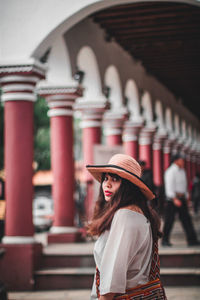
[4,101,34,238]
[83,124,101,219]
[152,136,165,187]
[186,152,192,184]
[75,103,107,220]
[83,126,101,172]
[104,114,126,147]
[163,139,173,171]
[106,129,122,146]
[138,128,155,169]
[0,66,44,243]
[0,63,45,290]
[39,87,82,243]
[123,121,143,160]
[163,146,171,172]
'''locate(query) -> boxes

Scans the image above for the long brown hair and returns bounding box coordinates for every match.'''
[87,173,162,242]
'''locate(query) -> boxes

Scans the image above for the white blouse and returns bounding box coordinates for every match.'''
[91,209,153,300]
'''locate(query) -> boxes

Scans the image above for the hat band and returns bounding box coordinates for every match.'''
[86,164,143,183]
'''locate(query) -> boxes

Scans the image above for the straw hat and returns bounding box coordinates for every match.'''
[86,153,155,201]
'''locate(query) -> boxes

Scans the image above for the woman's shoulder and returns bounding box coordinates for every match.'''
[113,207,147,227]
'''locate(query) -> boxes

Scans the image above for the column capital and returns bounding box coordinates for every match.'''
[75,99,109,114]
[163,138,174,154]
[153,129,167,150]
[0,60,45,79]
[0,60,46,102]
[123,120,143,142]
[75,99,109,128]
[103,108,128,136]
[139,126,156,145]
[37,85,83,99]
[38,85,83,117]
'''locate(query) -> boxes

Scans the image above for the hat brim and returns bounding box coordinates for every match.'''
[86,164,155,201]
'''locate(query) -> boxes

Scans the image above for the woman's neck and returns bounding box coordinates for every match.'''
[121,204,144,215]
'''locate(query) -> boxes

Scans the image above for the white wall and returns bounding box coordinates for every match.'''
[0,0,199,61]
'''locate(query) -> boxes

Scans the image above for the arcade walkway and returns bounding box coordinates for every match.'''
[8,210,200,300]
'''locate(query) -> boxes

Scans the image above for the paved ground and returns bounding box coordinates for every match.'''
[7,287,200,300]
[8,209,200,300]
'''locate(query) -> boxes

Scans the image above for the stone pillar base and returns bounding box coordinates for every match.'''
[47,231,83,244]
[0,242,43,291]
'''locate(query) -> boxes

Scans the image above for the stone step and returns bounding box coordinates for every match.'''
[159,248,200,268]
[161,268,200,286]
[34,267,94,290]
[41,254,95,268]
[41,247,200,269]
[34,267,200,290]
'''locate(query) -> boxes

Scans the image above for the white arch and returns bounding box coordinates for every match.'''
[104,65,124,110]
[174,114,180,137]
[76,46,105,102]
[125,79,143,122]
[155,100,165,128]
[165,107,175,134]
[181,119,187,140]
[141,91,154,126]
[37,36,75,87]
[155,100,167,135]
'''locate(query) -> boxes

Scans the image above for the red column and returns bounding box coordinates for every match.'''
[106,129,122,146]
[0,63,45,290]
[152,136,164,187]
[39,87,82,243]
[104,114,127,147]
[0,67,44,243]
[186,152,192,184]
[82,122,102,219]
[163,139,173,171]
[74,103,107,220]
[5,101,34,238]
[138,128,155,169]
[83,126,101,171]
[123,121,143,160]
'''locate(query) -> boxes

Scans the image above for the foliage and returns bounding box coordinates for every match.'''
[0,94,83,171]
[34,96,50,170]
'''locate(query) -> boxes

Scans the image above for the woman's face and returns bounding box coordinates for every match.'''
[102,173,122,202]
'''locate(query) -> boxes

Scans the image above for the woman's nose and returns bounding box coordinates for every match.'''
[106,179,112,187]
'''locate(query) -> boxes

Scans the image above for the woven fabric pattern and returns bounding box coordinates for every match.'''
[96,241,167,299]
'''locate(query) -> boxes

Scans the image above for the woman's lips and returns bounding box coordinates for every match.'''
[104,191,112,196]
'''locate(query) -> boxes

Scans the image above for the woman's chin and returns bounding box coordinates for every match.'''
[105,196,112,202]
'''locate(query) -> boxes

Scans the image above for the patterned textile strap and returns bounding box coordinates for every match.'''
[149,241,161,281]
[96,267,100,299]
[96,241,167,299]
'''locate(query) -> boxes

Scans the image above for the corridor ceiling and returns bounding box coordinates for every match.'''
[91,1,200,120]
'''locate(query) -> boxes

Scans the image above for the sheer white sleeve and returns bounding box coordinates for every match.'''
[99,209,147,295]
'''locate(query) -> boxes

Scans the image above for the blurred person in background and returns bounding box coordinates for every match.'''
[162,153,200,247]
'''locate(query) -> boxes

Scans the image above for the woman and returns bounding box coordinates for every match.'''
[86,154,167,300]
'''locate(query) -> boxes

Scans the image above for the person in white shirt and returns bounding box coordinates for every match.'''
[86,154,167,300]
[162,153,199,247]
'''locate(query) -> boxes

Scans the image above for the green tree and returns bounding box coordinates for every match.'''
[34,96,50,170]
